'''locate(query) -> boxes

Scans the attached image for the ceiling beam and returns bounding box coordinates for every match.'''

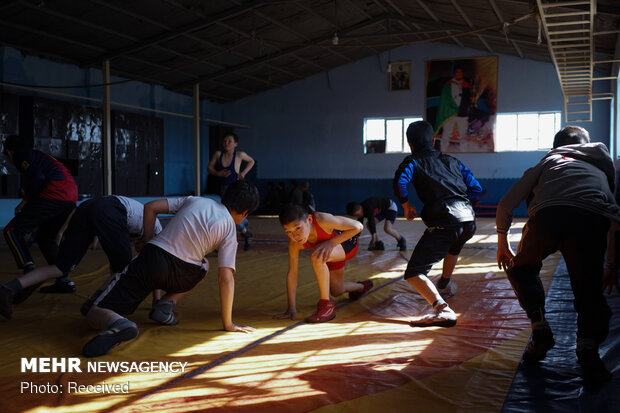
[385,13,540,47]
[229,0,354,65]
[414,0,459,48]
[450,0,494,53]
[23,0,221,78]
[369,0,422,45]
[487,0,523,58]
[0,18,106,53]
[381,0,428,42]
[504,0,620,16]
[172,15,389,89]
[91,0,290,88]
[240,15,333,71]
[214,20,329,73]
[0,14,263,96]
[85,0,287,64]
[161,0,303,82]
[294,2,383,56]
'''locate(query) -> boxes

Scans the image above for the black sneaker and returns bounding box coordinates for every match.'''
[40,279,76,294]
[368,240,385,251]
[82,319,139,358]
[577,349,613,383]
[397,236,407,251]
[0,286,14,320]
[523,322,555,363]
[149,300,179,326]
[12,282,44,304]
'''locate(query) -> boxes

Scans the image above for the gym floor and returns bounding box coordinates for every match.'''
[0,217,618,413]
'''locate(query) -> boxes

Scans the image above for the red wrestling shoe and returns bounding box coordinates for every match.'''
[349,280,374,300]
[306,299,336,323]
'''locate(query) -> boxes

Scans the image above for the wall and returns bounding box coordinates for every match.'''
[221,42,612,213]
[0,45,225,196]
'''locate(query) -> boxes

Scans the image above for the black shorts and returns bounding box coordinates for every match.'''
[56,197,131,276]
[83,244,205,316]
[376,200,398,224]
[404,221,476,279]
[381,209,398,224]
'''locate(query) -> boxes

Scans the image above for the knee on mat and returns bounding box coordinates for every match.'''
[330,285,346,297]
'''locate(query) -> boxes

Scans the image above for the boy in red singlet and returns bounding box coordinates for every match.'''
[273,203,371,323]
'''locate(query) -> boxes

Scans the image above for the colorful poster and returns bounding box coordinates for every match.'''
[425,56,498,152]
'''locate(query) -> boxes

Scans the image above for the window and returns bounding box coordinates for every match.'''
[495,111,562,151]
[363,117,423,154]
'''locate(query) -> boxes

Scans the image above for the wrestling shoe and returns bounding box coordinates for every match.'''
[306,299,336,323]
[12,282,43,304]
[82,318,139,358]
[39,279,76,294]
[368,240,385,251]
[0,285,14,320]
[149,300,179,326]
[523,321,555,363]
[410,302,457,328]
[577,349,612,383]
[349,280,374,301]
[397,236,407,251]
[437,279,458,300]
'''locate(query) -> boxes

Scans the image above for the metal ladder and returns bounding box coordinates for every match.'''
[537,0,595,123]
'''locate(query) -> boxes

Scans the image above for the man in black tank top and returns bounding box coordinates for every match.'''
[207,133,256,250]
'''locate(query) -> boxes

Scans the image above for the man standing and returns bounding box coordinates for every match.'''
[497,125,620,383]
[207,133,255,250]
[2,135,77,289]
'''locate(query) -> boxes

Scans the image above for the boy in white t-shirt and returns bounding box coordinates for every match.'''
[0,195,162,316]
[79,180,260,358]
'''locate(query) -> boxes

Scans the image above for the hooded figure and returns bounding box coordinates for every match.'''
[394,121,483,227]
[390,121,483,328]
[496,125,619,382]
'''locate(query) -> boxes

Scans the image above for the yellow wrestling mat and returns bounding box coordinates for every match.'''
[0,217,559,413]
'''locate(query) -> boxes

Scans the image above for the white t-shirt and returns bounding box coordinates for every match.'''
[148,196,237,271]
[113,195,162,238]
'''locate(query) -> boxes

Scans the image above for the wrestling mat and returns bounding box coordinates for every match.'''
[0,217,618,413]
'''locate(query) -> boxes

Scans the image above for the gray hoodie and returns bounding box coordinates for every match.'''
[496,142,620,234]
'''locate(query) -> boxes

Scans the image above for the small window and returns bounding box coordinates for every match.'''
[496,111,562,151]
[363,117,423,154]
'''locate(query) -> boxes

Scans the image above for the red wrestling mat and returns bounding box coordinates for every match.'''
[0,218,556,412]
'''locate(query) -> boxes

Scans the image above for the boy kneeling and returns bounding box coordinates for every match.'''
[274,204,370,323]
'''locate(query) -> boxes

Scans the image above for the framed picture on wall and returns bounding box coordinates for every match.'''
[389,61,411,91]
[425,56,498,153]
